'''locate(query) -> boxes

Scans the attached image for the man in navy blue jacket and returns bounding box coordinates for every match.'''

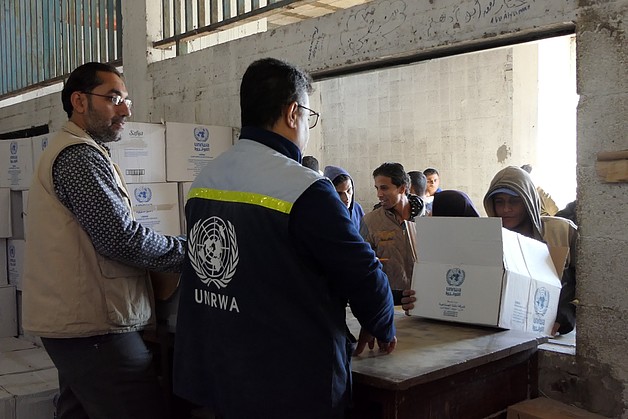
[174,58,396,419]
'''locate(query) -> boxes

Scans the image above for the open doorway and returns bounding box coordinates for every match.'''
[306,34,577,350]
[307,34,577,217]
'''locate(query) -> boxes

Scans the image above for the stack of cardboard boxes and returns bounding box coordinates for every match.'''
[0,122,234,418]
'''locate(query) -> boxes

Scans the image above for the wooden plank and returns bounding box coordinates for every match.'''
[595,160,628,183]
[597,150,628,161]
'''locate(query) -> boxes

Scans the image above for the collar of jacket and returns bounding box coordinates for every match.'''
[239,126,302,163]
[63,120,111,156]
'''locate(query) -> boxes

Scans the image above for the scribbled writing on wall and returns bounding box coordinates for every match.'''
[427,0,533,37]
[340,0,407,54]
[308,27,323,61]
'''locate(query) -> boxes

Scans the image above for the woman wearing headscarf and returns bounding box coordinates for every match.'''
[432,190,480,217]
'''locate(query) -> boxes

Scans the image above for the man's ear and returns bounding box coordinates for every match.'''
[70,91,87,115]
[285,101,299,129]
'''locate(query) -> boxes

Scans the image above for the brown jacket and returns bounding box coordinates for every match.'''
[360,207,415,291]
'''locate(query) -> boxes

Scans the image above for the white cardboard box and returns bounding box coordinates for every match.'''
[9,191,26,240]
[128,182,181,236]
[7,240,25,291]
[0,139,33,190]
[410,217,562,336]
[0,347,55,375]
[178,181,193,234]
[0,239,7,286]
[16,290,23,337]
[20,191,28,236]
[0,188,11,238]
[0,387,14,419]
[0,337,36,353]
[0,367,58,419]
[165,122,233,181]
[30,133,52,169]
[0,286,17,338]
[109,122,167,183]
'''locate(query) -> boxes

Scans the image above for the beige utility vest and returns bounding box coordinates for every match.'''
[22,121,154,338]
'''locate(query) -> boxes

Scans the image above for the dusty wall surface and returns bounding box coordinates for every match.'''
[311,46,526,212]
[574,1,628,417]
[0,0,625,415]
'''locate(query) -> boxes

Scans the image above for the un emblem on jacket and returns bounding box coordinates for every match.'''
[188,216,239,289]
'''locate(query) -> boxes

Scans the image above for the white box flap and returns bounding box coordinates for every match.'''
[416,217,503,267]
[519,234,562,288]
[501,228,529,276]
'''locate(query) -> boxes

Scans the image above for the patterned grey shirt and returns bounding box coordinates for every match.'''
[52,143,185,271]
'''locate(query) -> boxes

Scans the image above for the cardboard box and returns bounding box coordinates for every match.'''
[0,387,15,419]
[0,188,11,238]
[165,122,233,181]
[0,139,33,190]
[0,286,17,338]
[7,240,25,291]
[507,397,607,418]
[128,182,181,236]
[0,368,58,419]
[109,122,167,183]
[0,347,54,375]
[178,181,193,233]
[0,337,36,353]
[0,239,7,286]
[410,217,562,335]
[15,290,23,336]
[30,133,51,169]
[9,191,26,240]
[20,191,28,236]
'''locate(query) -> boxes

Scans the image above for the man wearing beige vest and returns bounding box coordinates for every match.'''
[22,62,185,419]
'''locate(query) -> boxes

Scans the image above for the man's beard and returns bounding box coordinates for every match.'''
[84,101,124,143]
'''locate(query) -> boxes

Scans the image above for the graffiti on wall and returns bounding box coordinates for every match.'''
[340,0,407,53]
[427,0,533,37]
[308,0,536,62]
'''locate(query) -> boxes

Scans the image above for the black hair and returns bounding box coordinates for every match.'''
[373,162,410,190]
[423,167,439,177]
[240,58,313,129]
[302,155,320,172]
[408,171,427,196]
[331,173,351,187]
[61,62,123,118]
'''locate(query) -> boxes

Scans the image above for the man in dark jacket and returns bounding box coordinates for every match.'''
[173,58,396,419]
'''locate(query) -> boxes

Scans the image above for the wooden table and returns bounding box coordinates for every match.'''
[347,311,547,419]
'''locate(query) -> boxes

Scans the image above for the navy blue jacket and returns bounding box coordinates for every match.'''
[174,127,395,419]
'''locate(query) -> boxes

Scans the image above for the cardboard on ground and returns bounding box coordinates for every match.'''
[409,217,562,336]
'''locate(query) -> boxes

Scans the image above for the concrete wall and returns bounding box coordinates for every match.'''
[574,1,628,417]
[0,0,626,416]
[311,46,524,212]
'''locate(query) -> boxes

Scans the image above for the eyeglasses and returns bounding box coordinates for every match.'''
[82,91,132,109]
[297,104,320,129]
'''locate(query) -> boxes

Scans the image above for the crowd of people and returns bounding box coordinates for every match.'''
[21,58,578,419]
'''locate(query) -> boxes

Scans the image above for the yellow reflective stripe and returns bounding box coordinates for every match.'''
[188,187,293,214]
